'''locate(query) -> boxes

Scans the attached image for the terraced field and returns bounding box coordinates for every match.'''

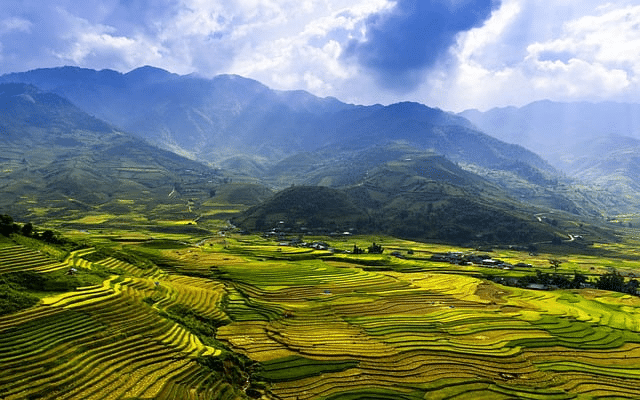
[210,238,640,399]
[0,245,67,274]
[0,246,241,400]
[3,234,640,399]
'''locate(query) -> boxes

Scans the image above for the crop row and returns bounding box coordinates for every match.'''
[156,275,228,321]
[213,256,640,399]
[218,259,390,287]
[98,256,166,279]
[0,245,66,274]
[0,273,228,400]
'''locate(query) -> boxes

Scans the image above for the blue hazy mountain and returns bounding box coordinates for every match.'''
[460,100,640,163]
[1,66,552,177]
[460,101,640,201]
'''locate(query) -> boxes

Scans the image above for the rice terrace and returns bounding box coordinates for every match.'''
[3,208,640,400]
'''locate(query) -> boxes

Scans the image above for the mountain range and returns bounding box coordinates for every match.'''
[0,66,631,244]
[461,101,640,198]
[0,67,550,173]
[460,101,640,155]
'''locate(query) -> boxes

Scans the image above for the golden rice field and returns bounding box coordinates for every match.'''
[2,233,640,399]
[0,245,67,274]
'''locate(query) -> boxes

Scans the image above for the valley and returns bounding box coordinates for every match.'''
[3,212,640,399]
[2,66,640,399]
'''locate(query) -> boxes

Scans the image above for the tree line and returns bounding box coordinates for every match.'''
[489,269,639,296]
[1,214,61,243]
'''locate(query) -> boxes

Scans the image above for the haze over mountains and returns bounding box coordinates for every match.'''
[0,66,635,244]
[460,101,640,155]
[461,101,640,197]
[0,66,550,174]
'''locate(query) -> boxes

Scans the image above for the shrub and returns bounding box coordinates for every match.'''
[0,283,39,315]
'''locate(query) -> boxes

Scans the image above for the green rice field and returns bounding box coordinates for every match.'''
[2,231,640,399]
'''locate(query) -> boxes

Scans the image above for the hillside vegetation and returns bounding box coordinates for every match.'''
[235,153,613,246]
[0,83,229,221]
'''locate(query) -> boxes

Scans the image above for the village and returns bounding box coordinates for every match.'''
[429,251,533,270]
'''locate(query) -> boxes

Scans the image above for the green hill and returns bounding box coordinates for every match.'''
[0,83,227,221]
[235,153,572,245]
[235,186,367,233]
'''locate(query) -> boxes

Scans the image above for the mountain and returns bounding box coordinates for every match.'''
[0,83,228,221]
[235,152,573,245]
[0,66,351,160]
[460,101,640,212]
[1,67,553,176]
[559,136,640,194]
[460,100,640,165]
[5,66,628,222]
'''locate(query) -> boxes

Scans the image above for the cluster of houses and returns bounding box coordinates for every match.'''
[430,252,533,270]
[276,238,333,251]
[261,221,355,241]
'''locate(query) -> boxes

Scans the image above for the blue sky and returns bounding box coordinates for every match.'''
[1,0,639,111]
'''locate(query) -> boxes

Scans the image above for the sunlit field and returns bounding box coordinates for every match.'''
[3,226,640,399]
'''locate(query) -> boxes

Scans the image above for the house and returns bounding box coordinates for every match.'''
[430,253,451,262]
[310,242,330,250]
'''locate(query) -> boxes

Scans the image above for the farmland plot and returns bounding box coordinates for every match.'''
[0,251,241,400]
[4,234,640,399]
[0,245,67,274]
[211,242,640,399]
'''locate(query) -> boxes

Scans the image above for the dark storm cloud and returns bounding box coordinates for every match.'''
[344,0,501,92]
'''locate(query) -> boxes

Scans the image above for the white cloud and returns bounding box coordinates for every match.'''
[48,8,166,72]
[417,0,640,111]
[2,0,640,111]
[529,59,629,96]
[457,0,521,62]
[224,0,390,96]
[63,31,164,69]
[170,3,229,38]
[0,17,33,34]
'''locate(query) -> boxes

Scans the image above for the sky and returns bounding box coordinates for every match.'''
[1,0,639,111]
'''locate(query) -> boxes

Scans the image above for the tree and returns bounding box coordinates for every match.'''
[535,270,551,285]
[549,259,562,273]
[626,279,639,295]
[571,271,588,289]
[352,244,365,255]
[21,222,33,237]
[0,214,19,237]
[0,214,13,226]
[41,230,56,243]
[368,242,384,254]
[595,271,625,292]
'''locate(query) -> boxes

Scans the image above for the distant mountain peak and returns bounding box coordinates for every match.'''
[0,65,546,174]
[124,65,177,83]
